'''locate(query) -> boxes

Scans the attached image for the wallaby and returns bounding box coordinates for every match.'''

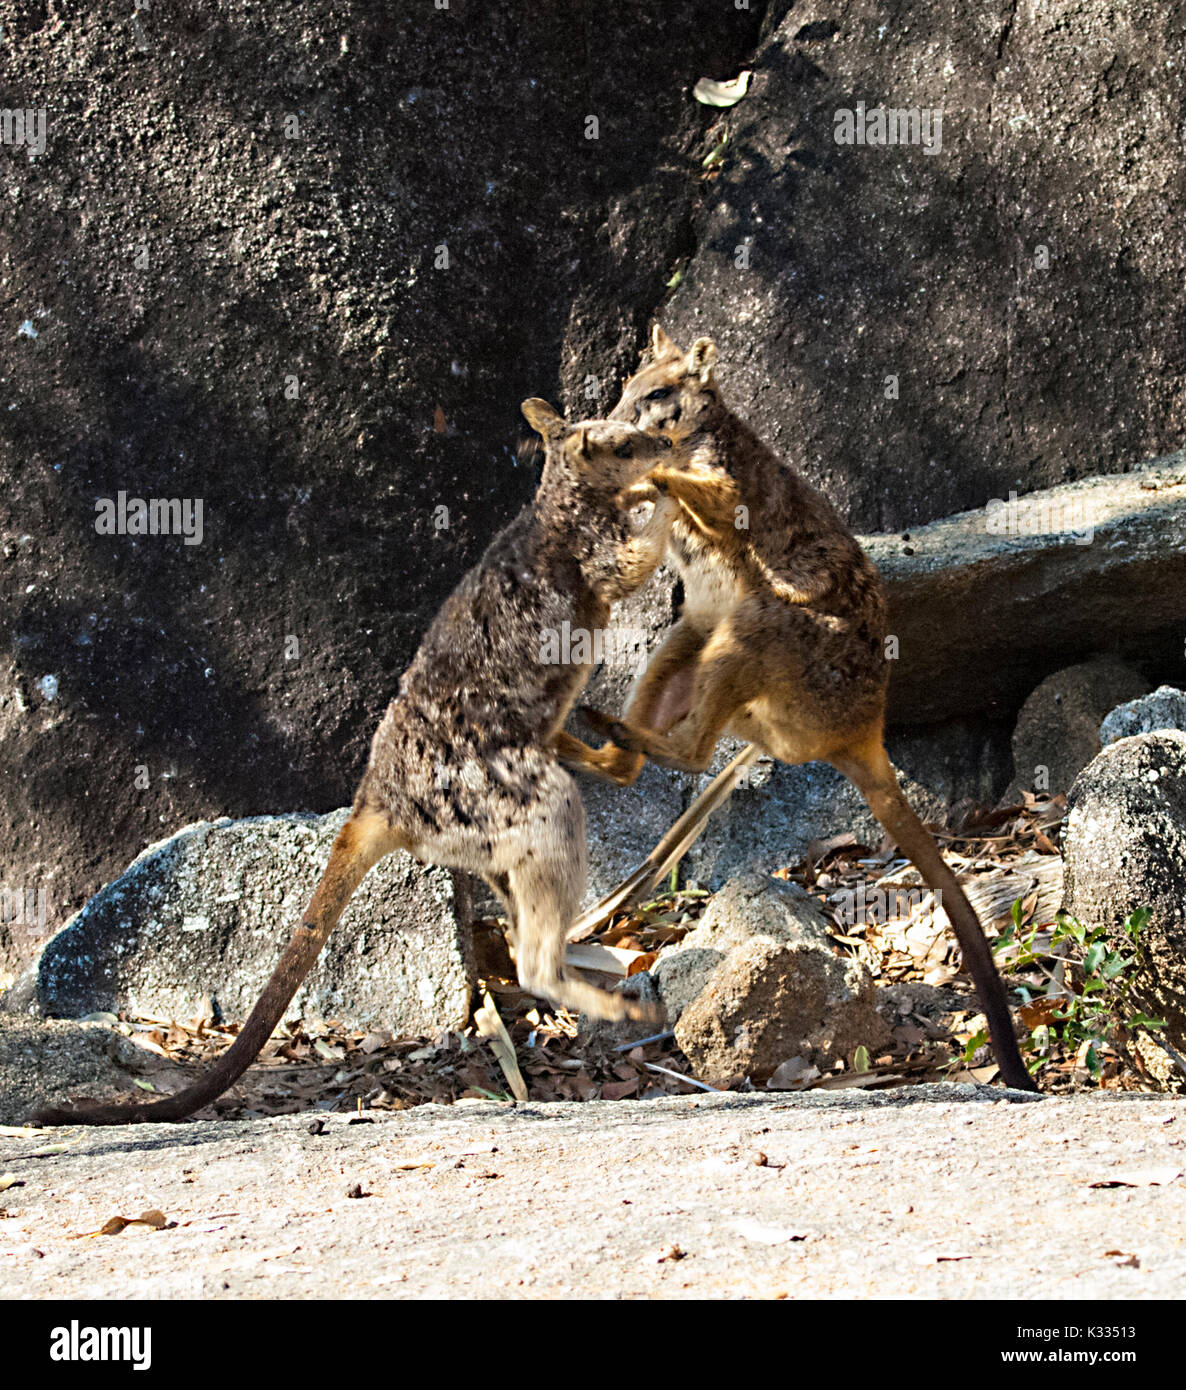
[33,403,703,1126]
[562,326,1038,1094]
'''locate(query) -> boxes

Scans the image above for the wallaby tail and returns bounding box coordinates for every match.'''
[567,743,759,943]
[31,808,398,1126]
[834,738,1038,1093]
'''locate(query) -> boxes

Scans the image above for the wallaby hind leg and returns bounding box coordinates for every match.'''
[500,791,662,1023]
[829,733,1037,1093]
[511,874,662,1021]
[555,618,706,785]
[583,622,760,774]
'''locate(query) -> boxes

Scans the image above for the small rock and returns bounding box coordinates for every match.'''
[1007,658,1148,799]
[652,872,833,1024]
[671,876,888,1088]
[1101,686,1186,746]
[1063,731,1186,1069]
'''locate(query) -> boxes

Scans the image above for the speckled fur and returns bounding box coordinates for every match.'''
[571,329,1036,1094]
[32,404,683,1126]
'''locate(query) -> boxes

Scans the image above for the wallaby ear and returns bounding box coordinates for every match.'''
[521,398,565,440]
[650,323,679,359]
[576,424,592,460]
[688,337,718,383]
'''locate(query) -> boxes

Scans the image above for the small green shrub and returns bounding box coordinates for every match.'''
[990,902,1164,1083]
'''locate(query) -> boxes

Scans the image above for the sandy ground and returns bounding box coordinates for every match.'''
[3,1085,1185,1299]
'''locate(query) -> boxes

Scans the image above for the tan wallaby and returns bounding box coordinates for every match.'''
[33,403,702,1126]
[562,326,1038,1094]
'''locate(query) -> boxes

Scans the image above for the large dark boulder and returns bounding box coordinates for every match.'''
[0,0,760,985]
[656,0,1186,532]
[5,0,1186,992]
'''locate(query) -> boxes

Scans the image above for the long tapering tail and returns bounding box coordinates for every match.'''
[567,743,759,942]
[31,809,398,1126]
[834,741,1038,1093]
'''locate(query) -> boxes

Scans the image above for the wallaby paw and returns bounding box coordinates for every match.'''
[578,706,644,753]
[557,749,635,786]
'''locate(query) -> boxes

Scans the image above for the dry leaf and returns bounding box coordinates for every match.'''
[473,990,528,1102]
[600,1078,639,1101]
[767,1057,820,1091]
[21,1142,77,1158]
[1103,1249,1140,1267]
[432,404,447,433]
[1090,1168,1181,1189]
[1020,997,1062,1030]
[564,942,643,977]
[83,1209,169,1238]
[693,71,751,107]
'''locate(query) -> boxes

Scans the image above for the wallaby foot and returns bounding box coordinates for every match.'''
[578,706,711,774]
[552,729,643,786]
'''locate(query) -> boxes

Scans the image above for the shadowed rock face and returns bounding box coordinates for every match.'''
[1006,658,1148,801]
[4,0,1186,991]
[0,0,760,984]
[658,0,1186,532]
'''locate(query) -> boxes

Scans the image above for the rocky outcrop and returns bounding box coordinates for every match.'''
[1007,658,1148,799]
[7,0,1186,990]
[0,0,760,986]
[1101,687,1186,747]
[1062,732,1186,1066]
[866,462,1186,724]
[6,811,474,1035]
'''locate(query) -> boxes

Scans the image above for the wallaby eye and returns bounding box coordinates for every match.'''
[613,442,634,459]
[646,387,674,402]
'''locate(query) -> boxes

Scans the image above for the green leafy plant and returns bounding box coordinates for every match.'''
[992,901,1164,1082]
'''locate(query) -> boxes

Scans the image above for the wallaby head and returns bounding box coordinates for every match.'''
[520,397,681,605]
[521,397,674,498]
[609,325,721,438]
